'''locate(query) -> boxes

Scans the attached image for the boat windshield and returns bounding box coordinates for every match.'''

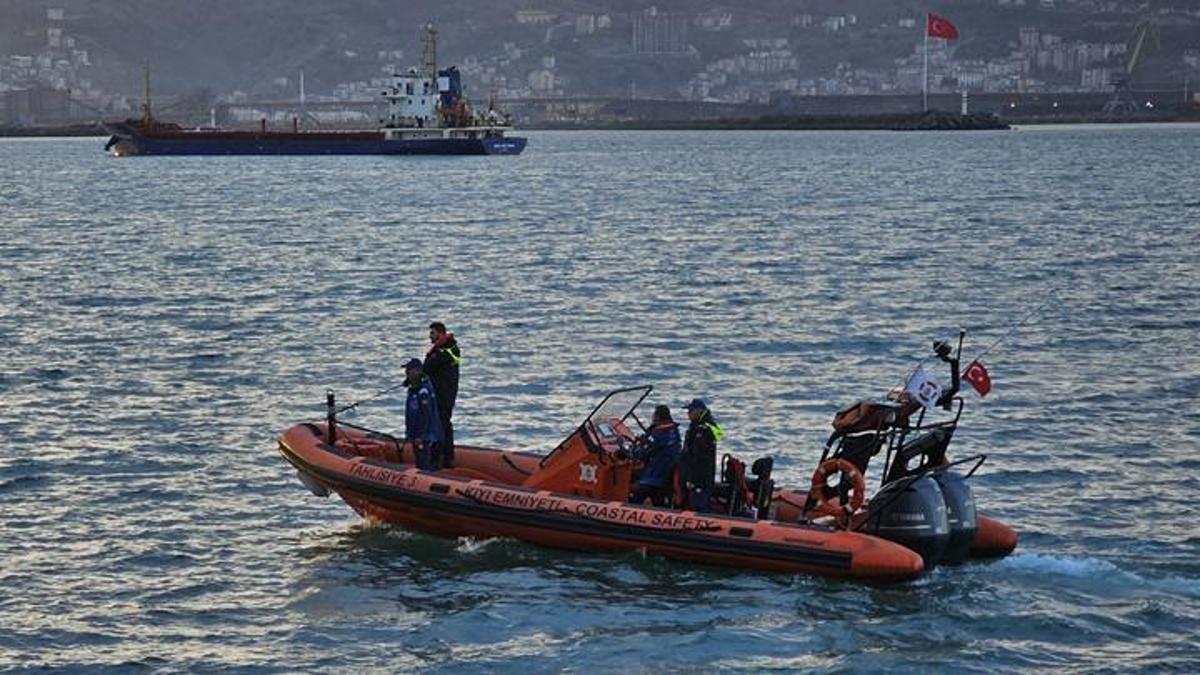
[584,386,653,434]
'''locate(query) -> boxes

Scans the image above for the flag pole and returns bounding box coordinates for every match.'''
[922,14,929,112]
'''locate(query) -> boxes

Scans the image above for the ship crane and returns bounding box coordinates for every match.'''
[1103,1,1160,118]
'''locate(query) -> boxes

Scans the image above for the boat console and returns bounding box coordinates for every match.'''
[520,387,650,500]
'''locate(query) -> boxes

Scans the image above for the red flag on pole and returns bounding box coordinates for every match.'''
[927,13,959,40]
[962,360,992,397]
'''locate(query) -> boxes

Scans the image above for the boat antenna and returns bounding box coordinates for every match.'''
[334,378,412,415]
[896,291,1056,393]
[961,295,1055,371]
[141,60,152,126]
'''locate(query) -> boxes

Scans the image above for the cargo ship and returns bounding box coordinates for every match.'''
[104,27,526,157]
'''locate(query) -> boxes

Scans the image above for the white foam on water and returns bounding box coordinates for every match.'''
[999,553,1120,578]
[456,536,497,554]
[997,553,1200,598]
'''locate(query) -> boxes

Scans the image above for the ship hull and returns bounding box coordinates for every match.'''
[104,125,526,157]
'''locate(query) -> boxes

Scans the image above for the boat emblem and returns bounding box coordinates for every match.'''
[579,463,598,483]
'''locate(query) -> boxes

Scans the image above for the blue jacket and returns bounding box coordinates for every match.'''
[406,376,445,444]
[631,422,681,488]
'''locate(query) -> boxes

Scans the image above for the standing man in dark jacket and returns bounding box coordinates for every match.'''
[680,398,723,513]
[404,358,445,471]
[627,405,681,507]
[423,321,461,468]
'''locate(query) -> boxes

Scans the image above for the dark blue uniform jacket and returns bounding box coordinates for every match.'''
[631,422,681,488]
[406,377,445,444]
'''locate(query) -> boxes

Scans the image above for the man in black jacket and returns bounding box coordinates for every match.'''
[680,398,723,513]
[423,321,462,468]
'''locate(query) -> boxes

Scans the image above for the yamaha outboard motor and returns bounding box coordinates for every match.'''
[862,476,950,570]
[932,470,977,565]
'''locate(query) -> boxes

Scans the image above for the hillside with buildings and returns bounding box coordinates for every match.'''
[3,0,1198,126]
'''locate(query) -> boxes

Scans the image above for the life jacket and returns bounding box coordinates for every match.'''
[428,333,463,366]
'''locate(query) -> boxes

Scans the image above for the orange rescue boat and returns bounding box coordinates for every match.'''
[279,386,926,582]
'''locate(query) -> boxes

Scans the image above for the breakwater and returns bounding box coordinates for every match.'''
[530,110,1009,131]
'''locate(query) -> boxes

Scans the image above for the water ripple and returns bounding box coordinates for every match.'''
[1,128,1198,671]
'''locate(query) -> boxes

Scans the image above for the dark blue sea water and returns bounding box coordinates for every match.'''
[2,126,1198,672]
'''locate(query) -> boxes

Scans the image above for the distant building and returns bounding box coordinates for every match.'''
[1019,26,1039,50]
[744,38,788,50]
[516,10,556,26]
[2,85,75,125]
[528,69,558,93]
[1081,67,1114,90]
[695,11,733,32]
[954,62,989,90]
[822,16,846,32]
[633,7,689,54]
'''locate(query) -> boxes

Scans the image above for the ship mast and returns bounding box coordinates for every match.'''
[141,61,153,127]
[422,24,437,79]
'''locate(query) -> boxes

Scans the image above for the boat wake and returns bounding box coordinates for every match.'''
[997,553,1200,597]
[456,537,501,554]
[999,552,1119,577]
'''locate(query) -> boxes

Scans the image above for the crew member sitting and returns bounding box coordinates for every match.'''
[627,405,681,507]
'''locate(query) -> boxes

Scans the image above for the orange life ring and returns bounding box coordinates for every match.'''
[809,458,866,525]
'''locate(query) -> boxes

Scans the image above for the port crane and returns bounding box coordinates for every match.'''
[1103,1,1159,118]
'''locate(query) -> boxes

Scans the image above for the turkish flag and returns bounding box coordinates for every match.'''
[927,13,959,40]
[962,360,991,397]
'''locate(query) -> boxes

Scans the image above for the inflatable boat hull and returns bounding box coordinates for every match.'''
[278,423,924,582]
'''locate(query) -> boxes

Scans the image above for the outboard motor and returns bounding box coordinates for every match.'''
[862,476,950,570]
[932,470,977,565]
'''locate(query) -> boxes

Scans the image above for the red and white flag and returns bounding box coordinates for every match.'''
[962,360,992,397]
[927,13,959,40]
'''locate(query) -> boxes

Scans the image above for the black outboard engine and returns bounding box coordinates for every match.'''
[932,470,977,565]
[862,476,950,570]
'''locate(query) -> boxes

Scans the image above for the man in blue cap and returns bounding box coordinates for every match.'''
[680,398,723,513]
[404,357,445,470]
